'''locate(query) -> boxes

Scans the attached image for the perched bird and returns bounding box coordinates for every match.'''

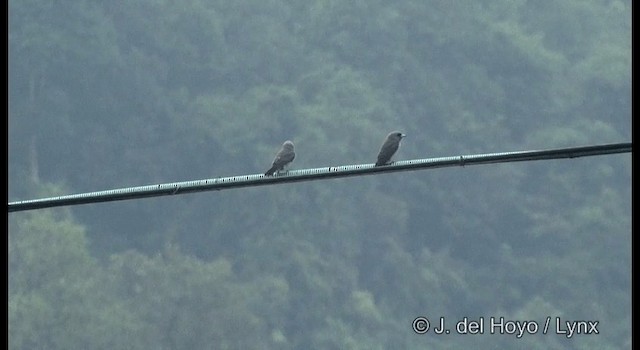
[265,140,296,175]
[375,131,406,166]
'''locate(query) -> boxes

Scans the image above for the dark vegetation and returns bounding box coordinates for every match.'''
[9,0,630,348]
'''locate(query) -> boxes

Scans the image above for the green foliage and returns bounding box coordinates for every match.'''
[9,211,131,349]
[9,0,630,348]
[105,247,273,349]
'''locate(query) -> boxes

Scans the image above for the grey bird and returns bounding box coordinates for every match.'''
[375,131,406,166]
[265,140,296,175]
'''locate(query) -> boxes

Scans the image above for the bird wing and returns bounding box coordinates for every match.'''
[273,149,294,168]
[377,140,399,163]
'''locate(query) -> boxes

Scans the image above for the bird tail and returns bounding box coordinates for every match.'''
[264,166,277,176]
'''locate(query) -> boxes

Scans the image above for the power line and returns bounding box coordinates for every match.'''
[8,142,631,212]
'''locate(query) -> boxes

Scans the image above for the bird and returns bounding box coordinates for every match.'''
[375,131,406,166]
[264,140,296,175]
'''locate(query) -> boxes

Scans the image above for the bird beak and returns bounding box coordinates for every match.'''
[401,134,406,138]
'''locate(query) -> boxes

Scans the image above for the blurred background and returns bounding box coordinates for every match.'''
[8,0,630,348]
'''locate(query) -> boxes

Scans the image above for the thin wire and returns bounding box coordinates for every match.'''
[8,142,631,212]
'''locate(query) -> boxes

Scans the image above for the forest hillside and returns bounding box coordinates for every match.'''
[9,1,631,348]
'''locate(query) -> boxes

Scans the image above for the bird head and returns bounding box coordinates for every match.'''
[283,140,294,150]
[389,131,406,140]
